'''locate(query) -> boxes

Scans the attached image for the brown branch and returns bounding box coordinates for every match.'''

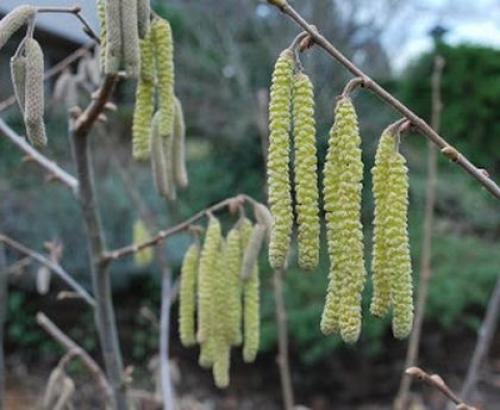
[104,195,252,262]
[36,312,113,407]
[267,1,500,199]
[0,234,95,306]
[0,119,78,193]
[460,275,500,402]
[406,367,477,409]
[0,44,93,113]
[273,268,294,410]
[395,55,445,410]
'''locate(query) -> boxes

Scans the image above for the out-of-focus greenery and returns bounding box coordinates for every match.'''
[0,2,498,371]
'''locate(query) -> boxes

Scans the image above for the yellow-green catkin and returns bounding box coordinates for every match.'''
[243,260,260,363]
[225,227,243,346]
[10,53,26,114]
[133,219,153,267]
[0,6,36,51]
[173,96,189,188]
[150,112,176,200]
[137,0,150,39]
[120,0,140,77]
[97,0,107,73]
[371,130,413,339]
[240,224,266,281]
[152,18,175,137]
[321,97,366,344]
[179,243,199,347]
[132,31,155,160]
[292,72,320,271]
[267,49,294,270]
[212,240,232,388]
[197,217,222,368]
[370,127,395,318]
[24,39,47,147]
[104,0,122,74]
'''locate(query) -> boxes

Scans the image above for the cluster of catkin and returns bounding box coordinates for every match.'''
[98,0,188,200]
[267,49,414,343]
[1,6,47,147]
[178,206,270,388]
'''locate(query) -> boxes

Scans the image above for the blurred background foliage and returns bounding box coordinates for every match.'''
[0,0,498,390]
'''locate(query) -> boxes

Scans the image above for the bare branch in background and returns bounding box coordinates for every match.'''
[0,119,78,193]
[395,54,445,410]
[267,0,500,199]
[36,312,113,407]
[0,234,94,306]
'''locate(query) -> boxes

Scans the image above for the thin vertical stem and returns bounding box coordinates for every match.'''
[395,55,445,409]
[72,130,127,409]
[460,275,500,403]
[0,244,7,410]
[273,268,294,410]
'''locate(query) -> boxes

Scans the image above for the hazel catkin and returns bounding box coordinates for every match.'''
[137,0,151,39]
[133,218,153,267]
[24,38,47,147]
[97,0,107,73]
[267,49,294,270]
[240,223,266,281]
[197,217,222,366]
[0,6,36,52]
[120,0,140,78]
[173,96,189,188]
[10,53,26,114]
[243,260,260,363]
[321,97,366,344]
[104,0,122,74]
[179,243,200,347]
[152,17,175,138]
[292,72,320,271]
[371,129,414,339]
[225,227,243,346]
[132,31,155,160]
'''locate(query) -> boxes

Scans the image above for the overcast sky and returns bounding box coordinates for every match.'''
[383,0,500,70]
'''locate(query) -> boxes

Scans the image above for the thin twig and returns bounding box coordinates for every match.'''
[406,367,477,409]
[0,244,7,410]
[395,55,445,410]
[273,268,294,410]
[460,275,500,403]
[36,312,114,406]
[104,195,251,261]
[0,119,78,193]
[0,44,93,113]
[267,0,500,199]
[0,234,94,306]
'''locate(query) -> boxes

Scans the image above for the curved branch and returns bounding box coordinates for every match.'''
[267,1,500,199]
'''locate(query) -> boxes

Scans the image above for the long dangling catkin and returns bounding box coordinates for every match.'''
[321,97,366,344]
[120,0,140,77]
[240,224,266,281]
[197,217,222,368]
[132,31,155,160]
[370,126,395,318]
[132,218,153,267]
[104,0,121,74]
[243,260,260,363]
[267,49,294,270]
[224,227,243,346]
[96,0,107,73]
[253,203,273,241]
[173,96,189,188]
[212,239,232,388]
[292,72,320,271]
[24,39,47,147]
[137,0,150,39]
[179,243,199,347]
[10,53,26,114]
[152,18,175,137]
[151,112,176,200]
[0,5,36,51]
